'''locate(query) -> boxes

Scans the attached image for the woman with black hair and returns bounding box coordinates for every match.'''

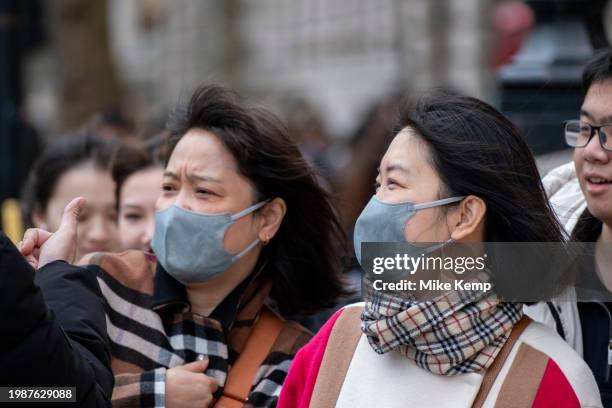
[22,132,119,260]
[20,84,347,407]
[111,135,166,252]
[279,89,601,408]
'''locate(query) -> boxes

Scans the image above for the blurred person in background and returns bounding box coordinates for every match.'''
[526,48,612,406]
[490,0,534,68]
[337,94,402,234]
[111,134,166,252]
[20,84,348,407]
[86,109,136,140]
[21,131,119,260]
[281,96,336,188]
[279,89,601,408]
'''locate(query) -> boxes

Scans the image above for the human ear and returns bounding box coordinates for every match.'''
[449,195,486,241]
[256,198,287,244]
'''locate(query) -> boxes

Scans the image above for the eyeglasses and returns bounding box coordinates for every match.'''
[564,120,612,152]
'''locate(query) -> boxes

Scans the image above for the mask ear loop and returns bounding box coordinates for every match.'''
[408,196,465,243]
[229,199,272,260]
[412,196,465,211]
[230,199,270,221]
[231,238,262,261]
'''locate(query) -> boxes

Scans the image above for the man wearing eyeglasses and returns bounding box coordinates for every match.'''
[526,48,612,406]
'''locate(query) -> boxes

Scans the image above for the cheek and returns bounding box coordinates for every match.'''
[43,200,66,231]
[118,223,143,250]
[403,213,428,242]
[155,195,171,211]
[118,218,140,237]
[404,211,446,243]
[223,217,257,252]
[573,150,587,189]
[573,149,583,169]
[44,212,62,232]
[75,220,90,242]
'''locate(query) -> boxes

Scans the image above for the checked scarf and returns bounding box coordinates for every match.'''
[361,275,523,376]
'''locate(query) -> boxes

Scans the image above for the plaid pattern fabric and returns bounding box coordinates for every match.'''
[80,250,312,408]
[361,273,523,375]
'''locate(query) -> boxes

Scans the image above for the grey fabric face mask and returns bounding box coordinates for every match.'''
[353,195,465,265]
[151,201,267,284]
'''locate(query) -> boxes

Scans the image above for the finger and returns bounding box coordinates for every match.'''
[20,228,39,255]
[178,358,209,373]
[20,228,53,256]
[207,377,219,393]
[59,197,86,231]
[26,256,38,270]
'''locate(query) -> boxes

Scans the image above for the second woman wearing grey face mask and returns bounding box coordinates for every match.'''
[21,84,348,408]
[278,89,602,408]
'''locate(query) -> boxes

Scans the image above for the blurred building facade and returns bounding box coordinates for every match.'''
[25,0,492,139]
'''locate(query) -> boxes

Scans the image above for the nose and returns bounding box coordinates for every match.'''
[86,216,112,247]
[375,185,394,203]
[583,130,610,164]
[174,189,195,212]
[142,216,155,248]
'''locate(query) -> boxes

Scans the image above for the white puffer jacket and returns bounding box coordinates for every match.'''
[524,161,587,355]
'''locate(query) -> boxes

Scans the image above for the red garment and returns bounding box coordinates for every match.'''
[532,360,580,408]
[278,309,343,408]
[279,306,596,408]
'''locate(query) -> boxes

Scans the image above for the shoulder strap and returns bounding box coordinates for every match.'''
[310,306,364,408]
[546,301,566,340]
[214,307,283,408]
[471,315,532,408]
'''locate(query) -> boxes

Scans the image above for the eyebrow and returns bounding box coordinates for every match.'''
[580,109,612,124]
[120,204,144,210]
[163,170,222,184]
[383,164,410,175]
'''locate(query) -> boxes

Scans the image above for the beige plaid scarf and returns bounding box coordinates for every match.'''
[361,276,522,375]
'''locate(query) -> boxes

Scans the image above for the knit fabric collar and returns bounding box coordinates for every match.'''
[361,274,523,375]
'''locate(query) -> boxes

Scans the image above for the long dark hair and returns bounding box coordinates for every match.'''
[396,89,565,243]
[397,89,567,302]
[166,84,348,315]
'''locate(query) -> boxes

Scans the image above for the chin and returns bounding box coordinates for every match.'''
[585,200,612,223]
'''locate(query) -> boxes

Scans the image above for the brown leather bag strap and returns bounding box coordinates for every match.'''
[214,308,283,408]
[310,306,364,408]
[471,315,532,408]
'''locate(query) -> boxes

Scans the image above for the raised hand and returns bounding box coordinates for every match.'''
[19,197,86,269]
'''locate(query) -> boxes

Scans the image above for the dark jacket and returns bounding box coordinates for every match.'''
[579,302,612,407]
[0,232,113,407]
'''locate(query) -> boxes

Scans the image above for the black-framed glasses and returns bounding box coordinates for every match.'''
[564,120,612,151]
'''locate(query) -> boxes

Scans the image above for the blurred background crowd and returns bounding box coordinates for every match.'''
[0,0,610,253]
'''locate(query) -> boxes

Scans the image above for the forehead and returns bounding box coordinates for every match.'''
[582,81,612,122]
[381,128,430,169]
[167,128,238,173]
[121,167,163,201]
[53,164,115,206]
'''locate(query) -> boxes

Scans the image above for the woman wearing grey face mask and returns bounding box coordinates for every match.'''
[278,89,602,408]
[20,84,348,408]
